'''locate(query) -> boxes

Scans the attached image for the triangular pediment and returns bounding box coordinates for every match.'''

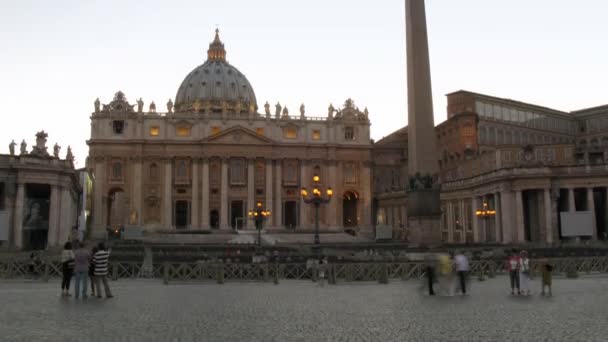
[204,125,275,144]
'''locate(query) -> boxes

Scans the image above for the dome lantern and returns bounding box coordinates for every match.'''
[207,28,226,62]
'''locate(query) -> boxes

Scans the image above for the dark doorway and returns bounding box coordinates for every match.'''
[522,190,540,242]
[175,200,189,229]
[343,191,358,228]
[210,209,219,229]
[23,184,51,250]
[558,189,569,240]
[574,188,586,211]
[231,200,244,230]
[594,188,606,240]
[284,201,297,229]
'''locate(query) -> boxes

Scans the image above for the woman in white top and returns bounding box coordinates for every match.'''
[61,241,75,296]
[519,250,531,296]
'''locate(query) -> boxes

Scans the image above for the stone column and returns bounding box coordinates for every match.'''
[13,183,25,249]
[47,185,60,248]
[361,162,373,229]
[163,160,173,228]
[274,160,282,228]
[445,201,453,243]
[191,159,200,229]
[132,158,142,225]
[201,158,210,229]
[543,188,553,244]
[386,206,393,227]
[472,196,480,243]
[327,161,338,229]
[515,190,525,243]
[58,188,72,245]
[500,191,514,244]
[587,187,597,240]
[220,158,229,230]
[568,188,576,212]
[494,192,502,244]
[299,160,308,228]
[265,159,273,228]
[92,158,106,238]
[247,158,255,229]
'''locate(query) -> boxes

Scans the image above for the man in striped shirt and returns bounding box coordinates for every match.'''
[93,242,114,298]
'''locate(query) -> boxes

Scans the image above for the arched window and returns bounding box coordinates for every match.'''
[149,163,159,180]
[230,158,246,185]
[177,161,187,179]
[344,162,357,184]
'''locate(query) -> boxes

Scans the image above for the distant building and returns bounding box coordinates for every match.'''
[0,132,80,250]
[86,30,373,238]
[374,90,608,244]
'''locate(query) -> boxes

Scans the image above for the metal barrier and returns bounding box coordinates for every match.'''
[2,257,608,284]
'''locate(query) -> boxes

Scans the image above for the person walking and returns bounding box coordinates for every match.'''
[424,254,436,296]
[438,253,454,296]
[541,260,553,296]
[60,242,75,296]
[454,251,470,295]
[519,250,531,296]
[89,246,98,297]
[506,250,521,295]
[73,242,91,299]
[93,243,113,298]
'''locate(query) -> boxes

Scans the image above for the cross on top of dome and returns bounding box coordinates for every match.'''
[207,28,226,62]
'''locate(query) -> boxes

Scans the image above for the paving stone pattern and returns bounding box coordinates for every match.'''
[1,276,608,342]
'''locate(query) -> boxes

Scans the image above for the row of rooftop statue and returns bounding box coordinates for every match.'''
[93,91,369,121]
[8,131,74,162]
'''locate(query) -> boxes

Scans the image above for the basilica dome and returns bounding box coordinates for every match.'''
[174,30,258,113]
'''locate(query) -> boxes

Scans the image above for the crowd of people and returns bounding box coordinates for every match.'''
[60,241,114,300]
[424,249,553,297]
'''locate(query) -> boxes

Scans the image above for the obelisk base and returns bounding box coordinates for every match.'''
[408,216,442,245]
[407,189,442,245]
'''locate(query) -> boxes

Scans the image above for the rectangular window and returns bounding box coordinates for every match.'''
[344,127,355,140]
[112,120,124,134]
[211,127,221,136]
[177,126,191,137]
[284,127,297,139]
[230,159,246,185]
[312,130,321,140]
[256,128,265,136]
[149,126,160,136]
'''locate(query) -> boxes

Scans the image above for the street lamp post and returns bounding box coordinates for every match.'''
[300,175,333,245]
[248,201,271,247]
[475,202,496,242]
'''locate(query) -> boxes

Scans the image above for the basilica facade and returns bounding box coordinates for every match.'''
[87,31,373,238]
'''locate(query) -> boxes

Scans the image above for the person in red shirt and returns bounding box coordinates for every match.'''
[506,250,521,295]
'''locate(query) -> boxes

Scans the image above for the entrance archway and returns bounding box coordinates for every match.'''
[210,209,219,229]
[343,191,359,228]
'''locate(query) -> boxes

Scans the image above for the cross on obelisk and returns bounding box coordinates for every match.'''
[405,0,442,244]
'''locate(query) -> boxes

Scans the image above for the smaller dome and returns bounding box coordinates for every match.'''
[175,30,257,113]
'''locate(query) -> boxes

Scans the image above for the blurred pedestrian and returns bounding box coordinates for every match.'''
[438,253,454,296]
[93,243,113,298]
[424,254,436,296]
[454,251,470,295]
[506,250,521,295]
[89,246,98,297]
[519,250,531,296]
[60,241,75,296]
[73,242,91,299]
[541,261,553,296]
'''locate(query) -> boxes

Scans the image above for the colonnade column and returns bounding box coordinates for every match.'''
[220,158,229,230]
[13,183,25,249]
[93,158,106,238]
[472,196,480,243]
[514,190,525,243]
[446,201,453,243]
[587,187,597,240]
[247,158,255,229]
[299,160,308,228]
[190,159,199,229]
[493,193,502,244]
[58,187,72,245]
[163,160,173,228]
[568,188,576,212]
[543,188,553,244]
[361,162,372,229]
[274,160,282,228]
[132,158,142,225]
[327,161,338,229]
[200,158,210,229]
[500,191,514,244]
[265,159,273,228]
[47,185,60,247]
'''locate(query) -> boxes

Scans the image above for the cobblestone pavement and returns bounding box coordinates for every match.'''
[1,276,608,342]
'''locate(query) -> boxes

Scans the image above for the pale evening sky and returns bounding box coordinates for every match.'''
[1,0,607,167]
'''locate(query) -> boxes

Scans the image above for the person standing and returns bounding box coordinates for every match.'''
[73,242,91,299]
[424,254,436,296]
[438,253,454,296]
[541,260,553,296]
[519,250,531,296]
[88,246,98,297]
[454,251,470,295]
[60,242,75,296]
[93,243,113,298]
[506,250,521,295]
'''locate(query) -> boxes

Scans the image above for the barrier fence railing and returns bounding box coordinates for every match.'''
[2,257,608,284]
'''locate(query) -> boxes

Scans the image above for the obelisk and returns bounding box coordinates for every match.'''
[405,0,442,244]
